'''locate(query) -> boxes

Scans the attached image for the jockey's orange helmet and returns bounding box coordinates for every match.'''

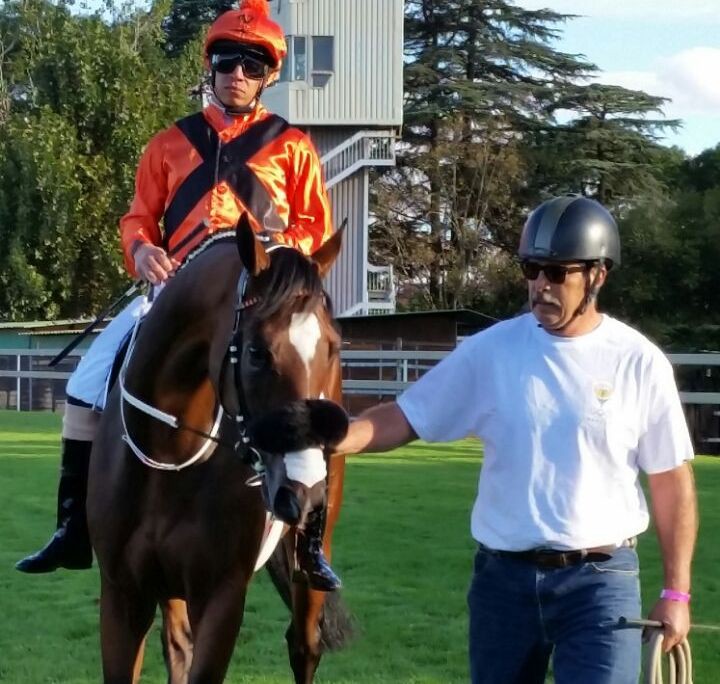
[205,0,287,74]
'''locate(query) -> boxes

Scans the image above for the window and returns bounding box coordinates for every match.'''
[279,35,307,82]
[311,36,333,72]
[293,36,307,81]
[311,35,334,87]
[278,35,334,87]
[279,51,290,82]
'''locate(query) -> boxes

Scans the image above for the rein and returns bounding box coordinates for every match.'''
[118,242,291,473]
[119,305,229,472]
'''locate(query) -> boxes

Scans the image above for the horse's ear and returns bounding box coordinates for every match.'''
[236,213,269,275]
[311,224,344,278]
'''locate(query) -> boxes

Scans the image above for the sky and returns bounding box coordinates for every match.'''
[519,0,720,155]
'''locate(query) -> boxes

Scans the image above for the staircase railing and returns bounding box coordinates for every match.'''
[367,263,395,305]
[321,131,395,189]
[338,263,396,316]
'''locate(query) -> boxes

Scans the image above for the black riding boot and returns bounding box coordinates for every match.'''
[297,507,342,592]
[16,439,93,573]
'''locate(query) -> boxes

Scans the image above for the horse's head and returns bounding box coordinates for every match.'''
[233,215,343,417]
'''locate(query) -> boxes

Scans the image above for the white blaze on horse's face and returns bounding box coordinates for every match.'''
[288,312,322,388]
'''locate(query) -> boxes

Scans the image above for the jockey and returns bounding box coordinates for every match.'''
[17,0,342,592]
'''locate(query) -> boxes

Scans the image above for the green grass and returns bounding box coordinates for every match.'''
[1,411,719,683]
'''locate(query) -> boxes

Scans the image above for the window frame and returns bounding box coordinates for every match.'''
[279,34,335,88]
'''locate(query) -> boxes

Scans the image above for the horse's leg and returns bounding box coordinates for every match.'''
[287,455,347,684]
[160,599,193,684]
[99,581,156,684]
[185,576,249,684]
[286,576,325,683]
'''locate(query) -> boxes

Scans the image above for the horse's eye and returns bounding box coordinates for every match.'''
[246,343,270,368]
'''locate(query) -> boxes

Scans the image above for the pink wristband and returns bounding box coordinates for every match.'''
[660,589,691,603]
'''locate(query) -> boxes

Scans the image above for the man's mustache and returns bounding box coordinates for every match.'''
[532,295,561,308]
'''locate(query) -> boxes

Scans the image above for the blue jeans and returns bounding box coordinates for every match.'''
[467,545,642,684]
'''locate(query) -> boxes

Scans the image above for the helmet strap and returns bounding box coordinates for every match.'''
[575,259,604,317]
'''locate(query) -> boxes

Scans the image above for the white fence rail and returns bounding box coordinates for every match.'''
[0,349,720,410]
[2,349,720,408]
[0,348,78,412]
[4,347,719,451]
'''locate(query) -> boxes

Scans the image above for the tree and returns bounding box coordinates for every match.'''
[372,1,684,314]
[597,144,720,349]
[527,83,679,206]
[0,0,201,319]
[373,0,594,310]
[162,0,235,57]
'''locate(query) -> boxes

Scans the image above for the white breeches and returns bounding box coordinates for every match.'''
[66,294,151,410]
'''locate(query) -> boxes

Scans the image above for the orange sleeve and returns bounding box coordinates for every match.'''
[119,132,168,276]
[273,134,334,256]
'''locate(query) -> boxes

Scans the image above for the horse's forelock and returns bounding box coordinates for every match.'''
[251,248,326,320]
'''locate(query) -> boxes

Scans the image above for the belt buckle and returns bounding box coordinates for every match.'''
[535,549,587,569]
[534,551,568,569]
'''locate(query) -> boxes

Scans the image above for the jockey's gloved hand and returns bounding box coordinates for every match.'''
[250,399,349,454]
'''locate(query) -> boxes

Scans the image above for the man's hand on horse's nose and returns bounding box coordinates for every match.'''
[134,244,180,285]
[250,400,350,454]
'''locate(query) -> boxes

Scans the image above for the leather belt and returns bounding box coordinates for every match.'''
[480,537,637,569]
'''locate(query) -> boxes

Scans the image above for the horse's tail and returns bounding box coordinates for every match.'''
[266,541,356,651]
[316,588,357,652]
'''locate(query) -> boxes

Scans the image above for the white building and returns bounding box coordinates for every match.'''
[263,0,404,315]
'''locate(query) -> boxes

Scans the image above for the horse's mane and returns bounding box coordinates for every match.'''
[252,246,331,320]
[174,232,332,321]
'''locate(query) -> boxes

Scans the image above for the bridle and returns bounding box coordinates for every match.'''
[118,242,289,473]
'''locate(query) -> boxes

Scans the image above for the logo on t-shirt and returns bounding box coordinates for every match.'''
[592,380,614,404]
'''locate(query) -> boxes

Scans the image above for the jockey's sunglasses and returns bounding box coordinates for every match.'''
[211,52,268,80]
[520,260,589,284]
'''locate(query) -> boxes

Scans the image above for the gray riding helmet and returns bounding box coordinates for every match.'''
[518,195,621,268]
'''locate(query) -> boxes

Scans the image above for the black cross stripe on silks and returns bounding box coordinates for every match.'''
[163,112,291,244]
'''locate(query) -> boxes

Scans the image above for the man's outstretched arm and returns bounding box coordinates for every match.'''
[336,402,417,455]
[250,400,418,456]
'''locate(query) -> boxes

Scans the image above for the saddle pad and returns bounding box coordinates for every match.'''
[254,513,286,572]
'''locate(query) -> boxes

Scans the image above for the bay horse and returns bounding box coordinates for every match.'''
[86,216,351,683]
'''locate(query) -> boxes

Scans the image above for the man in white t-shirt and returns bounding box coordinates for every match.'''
[258,195,697,683]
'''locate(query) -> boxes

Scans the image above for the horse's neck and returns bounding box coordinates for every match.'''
[126,286,235,461]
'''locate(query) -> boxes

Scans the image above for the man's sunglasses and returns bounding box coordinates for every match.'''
[211,52,268,80]
[520,260,590,284]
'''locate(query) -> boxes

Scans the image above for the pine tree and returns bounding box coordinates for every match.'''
[373,0,593,309]
[372,0,681,311]
[528,83,679,205]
